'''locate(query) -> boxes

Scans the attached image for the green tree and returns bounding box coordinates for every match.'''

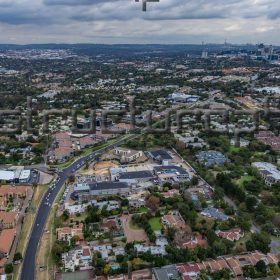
[246,233,271,254]
[5,263,13,274]
[13,252,23,262]
[256,260,267,275]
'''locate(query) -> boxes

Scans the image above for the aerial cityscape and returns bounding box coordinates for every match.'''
[0,1,280,280]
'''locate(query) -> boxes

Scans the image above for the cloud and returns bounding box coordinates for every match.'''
[43,0,112,6]
[0,0,279,44]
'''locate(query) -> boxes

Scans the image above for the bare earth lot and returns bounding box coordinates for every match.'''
[79,161,118,177]
[121,214,149,244]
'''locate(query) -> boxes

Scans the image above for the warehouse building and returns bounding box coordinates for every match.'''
[0,169,34,184]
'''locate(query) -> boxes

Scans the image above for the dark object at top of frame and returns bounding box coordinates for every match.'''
[135,0,159,11]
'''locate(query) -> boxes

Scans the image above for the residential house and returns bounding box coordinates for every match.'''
[200,207,229,221]
[153,265,180,280]
[134,243,167,256]
[128,198,146,208]
[176,263,200,279]
[0,228,16,259]
[230,138,250,147]
[62,246,92,272]
[196,151,229,167]
[182,233,208,250]
[215,228,244,241]
[174,251,279,279]
[0,212,18,229]
[162,189,180,198]
[161,211,185,230]
[252,162,280,186]
[92,245,113,261]
[65,203,88,215]
[175,134,207,149]
[56,223,84,243]
[91,200,120,211]
[224,251,279,278]
[0,185,28,200]
[99,217,124,238]
[255,131,280,151]
[197,257,230,273]
[79,136,96,149]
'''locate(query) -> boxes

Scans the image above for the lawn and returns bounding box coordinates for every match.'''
[71,212,87,222]
[138,207,148,214]
[229,145,241,153]
[236,176,254,187]
[233,233,251,252]
[148,217,162,231]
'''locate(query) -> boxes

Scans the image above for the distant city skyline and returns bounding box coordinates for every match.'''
[0,0,279,44]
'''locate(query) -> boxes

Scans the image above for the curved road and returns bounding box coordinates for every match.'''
[20,134,138,280]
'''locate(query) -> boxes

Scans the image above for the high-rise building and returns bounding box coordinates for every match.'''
[201,50,208,58]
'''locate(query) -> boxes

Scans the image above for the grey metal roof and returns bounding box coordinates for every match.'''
[150,150,172,160]
[153,265,180,280]
[196,150,229,166]
[119,170,154,180]
[89,182,129,191]
[153,165,188,175]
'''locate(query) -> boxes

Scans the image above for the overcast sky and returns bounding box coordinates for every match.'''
[0,0,279,44]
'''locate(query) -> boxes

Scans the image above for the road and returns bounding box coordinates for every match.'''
[270,239,280,255]
[20,134,138,280]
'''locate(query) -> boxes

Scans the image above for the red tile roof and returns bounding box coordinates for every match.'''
[216,228,243,241]
[0,228,16,254]
[79,136,95,147]
[0,185,28,198]
[177,263,200,274]
[183,233,208,250]
[0,211,18,227]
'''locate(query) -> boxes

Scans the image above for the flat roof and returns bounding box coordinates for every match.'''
[153,265,179,280]
[252,162,280,180]
[0,170,15,181]
[150,150,172,160]
[19,170,31,180]
[154,165,188,175]
[74,183,90,192]
[89,182,129,191]
[119,171,153,180]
